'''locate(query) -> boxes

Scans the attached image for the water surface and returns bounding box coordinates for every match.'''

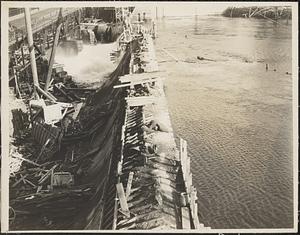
[155,15,293,229]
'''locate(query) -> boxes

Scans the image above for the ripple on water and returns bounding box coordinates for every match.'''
[156,15,293,229]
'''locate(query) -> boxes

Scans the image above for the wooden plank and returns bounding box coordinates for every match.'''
[13,67,22,99]
[186,172,192,194]
[11,154,41,167]
[180,138,186,181]
[116,183,130,218]
[191,186,200,229]
[113,78,158,89]
[12,174,29,187]
[125,95,156,101]
[36,85,57,102]
[127,99,155,107]
[119,74,158,83]
[186,157,191,190]
[117,161,122,175]
[125,172,134,199]
[181,207,191,229]
[38,164,58,184]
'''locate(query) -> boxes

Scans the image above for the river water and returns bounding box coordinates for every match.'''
[154,15,293,229]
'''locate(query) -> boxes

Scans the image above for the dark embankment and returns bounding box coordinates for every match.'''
[10,41,138,230]
[222,7,292,20]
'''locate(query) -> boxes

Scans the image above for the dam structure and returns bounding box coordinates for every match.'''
[7,6,210,231]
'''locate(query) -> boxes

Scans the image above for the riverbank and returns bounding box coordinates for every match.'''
[222,6,291,20]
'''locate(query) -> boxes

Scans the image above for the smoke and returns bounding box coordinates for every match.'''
[55,43,118,88]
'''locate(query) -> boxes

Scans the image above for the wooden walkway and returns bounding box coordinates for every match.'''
[112,10,211,230]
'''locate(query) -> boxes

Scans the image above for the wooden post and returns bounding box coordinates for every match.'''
[121,125,125,142]
[112,197,119,230]
[20,44,26,66]
[187,172,192,194]
[126,172,134,199]
[116,183,130,218]
[24,7,39,98]
[274,6,278,21]
[182,139,186,180]
[186,156,190,184]
[45,23,62,91]
[117,161,122,175]
[192,186,200,228]
[180,138,186,181]
[13,66,22,99]
[36,85,57,102]
[181,207,191,229]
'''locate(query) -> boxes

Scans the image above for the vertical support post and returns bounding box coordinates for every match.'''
[274,6,278,21]
[190,186,200,228]
[78,10,82,39]
[184,139,187,180]
[65,16,69,37]
[117,161,122,175]
[20,43,26,66]
[13,67,21,99]
[187,172,192,194]
[44,23,63,91]
[24,7,39,98]
[186,155,190,185]
[112,197,119,230]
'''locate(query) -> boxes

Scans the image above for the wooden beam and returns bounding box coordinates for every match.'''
[114,78,158,89]
[36,85,57,102]
[116,183,130,218]
[11,154,41,167]
[126,97,156,107]
[24,7,39,98]
[181,207,191,229]
[119,73,158,83]
[13,67,22,99]
[125,95,156,101]
[126,172,134,199]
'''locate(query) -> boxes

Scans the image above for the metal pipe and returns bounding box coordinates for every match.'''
[24,7,39,97]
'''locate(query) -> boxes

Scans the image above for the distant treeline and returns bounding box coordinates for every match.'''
[222,6,292,20]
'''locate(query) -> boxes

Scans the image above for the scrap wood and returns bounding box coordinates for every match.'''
[36,138,51,163]
[12,174,29,187]
[38,164,58,185]
[65,87,97,92]
[117,216,137,227]
[24,178,37,188]
[11,154,41,167]
[54,84,74,102]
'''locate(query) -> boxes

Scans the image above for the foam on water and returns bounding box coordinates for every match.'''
[55,43,118,87]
